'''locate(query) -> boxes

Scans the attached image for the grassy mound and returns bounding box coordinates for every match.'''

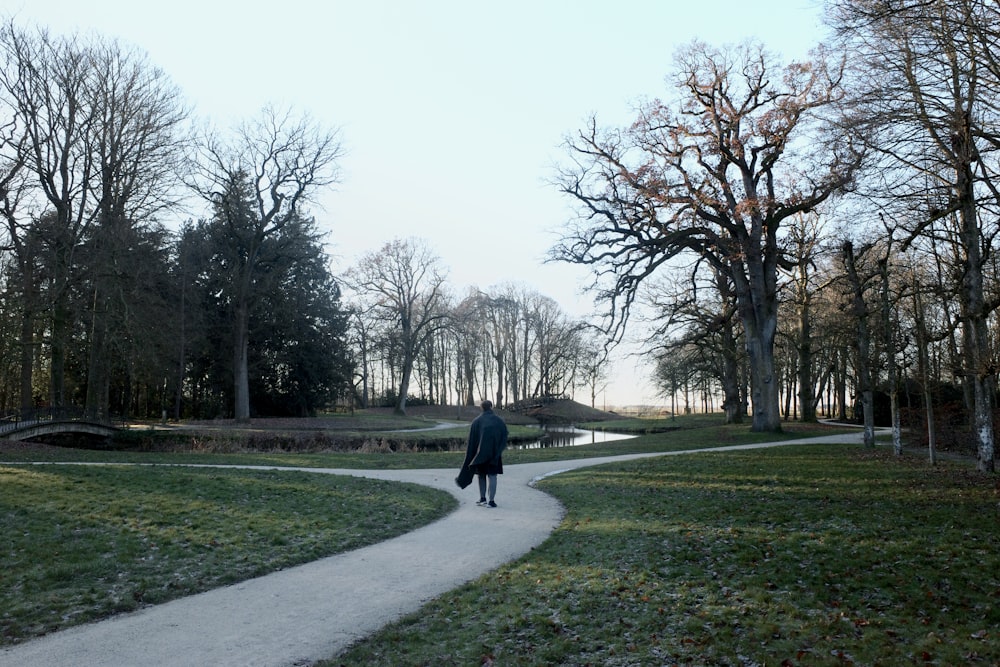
[356,399,621,425]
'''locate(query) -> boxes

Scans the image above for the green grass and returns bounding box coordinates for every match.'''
[329,445,1000,666]
[0,415,927,661]
[578,413,722,433]
[0,418,849,468]
[0,464,454,644]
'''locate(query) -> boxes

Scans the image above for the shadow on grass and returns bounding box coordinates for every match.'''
[329,444,1000,666]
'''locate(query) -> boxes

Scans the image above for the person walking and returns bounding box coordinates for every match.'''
[455,400,508,507]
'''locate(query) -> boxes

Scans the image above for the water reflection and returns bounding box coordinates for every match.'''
[513,426,636,449]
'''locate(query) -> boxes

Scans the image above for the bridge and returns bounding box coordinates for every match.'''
[0,408,121,442]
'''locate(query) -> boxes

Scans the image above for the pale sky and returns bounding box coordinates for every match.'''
[7,0,826,407]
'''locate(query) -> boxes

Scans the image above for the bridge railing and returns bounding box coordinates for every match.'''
[0,407,122,429]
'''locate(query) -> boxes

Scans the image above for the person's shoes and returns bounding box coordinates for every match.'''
[487,501,497,508]
[476,498,487,506]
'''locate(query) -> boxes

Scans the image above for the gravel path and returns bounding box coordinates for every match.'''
[0,433,868,667]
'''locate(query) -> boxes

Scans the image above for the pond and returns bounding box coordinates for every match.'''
[513,426,636,449]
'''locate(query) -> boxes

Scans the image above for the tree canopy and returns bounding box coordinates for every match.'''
[554,40,863,431]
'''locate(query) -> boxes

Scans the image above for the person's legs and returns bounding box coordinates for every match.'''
[487,474,498,505]
[477,473,487,503]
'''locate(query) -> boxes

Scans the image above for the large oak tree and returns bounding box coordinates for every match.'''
[553,40,862,431]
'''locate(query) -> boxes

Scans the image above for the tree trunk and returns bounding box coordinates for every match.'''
[912,277,937,465]
[174,276,187,421]
[958,199,995,472]
[19,320,33,413]
[234,297,251,422]
[879,258,902,456]
[739,268,781,431]
[797,296,817,423]
[85,324,109,419]
[50,299,68,409]
[734,220,782,432]
[745,327,781,431]
[715,269,743,425]
[670,374,677,418]
[783,363,794,421]
[924,386,937,466]
[970,374,994,471]
[19,295,34,413]
[463,353,475,406]
[842,241,875,447]
[835,350,848,421]
[359,340,370,409]
[86,284,110,420]
[494,356,505,409]
[720,347,742,424]
[395,359,412,415]
[395,336,415,415]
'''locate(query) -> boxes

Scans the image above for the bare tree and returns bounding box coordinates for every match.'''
[347,304,378,409]
[0,24,187,416]
[829,0,1000,470]
[479,293,516,407]
[0,24,95,407]
[492,283,535,405]
[530,294,581,399]
[82,36,188,418]
[344,237,449,415]
[782,213,825,423]
[553,40,862,431]
[191,105,342,421]
[907,257,940,464]
[441,286,587,408]
[0,107,35,412]
[449,290,484,407]
[645,262,745,423]
[576,328,609,409]
[654,341,704,416]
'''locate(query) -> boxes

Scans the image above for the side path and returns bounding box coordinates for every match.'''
[0,432,868,667]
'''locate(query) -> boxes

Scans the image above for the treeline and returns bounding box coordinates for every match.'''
[341,237,605,415]
[10,0,1000,478]
[0,21,595,421]
[0,22,355,420]
[554,0,1000,471]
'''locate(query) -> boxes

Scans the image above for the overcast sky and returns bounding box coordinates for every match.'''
[8,0,827,407]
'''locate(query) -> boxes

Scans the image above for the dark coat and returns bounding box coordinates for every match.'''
[456,409,508,488]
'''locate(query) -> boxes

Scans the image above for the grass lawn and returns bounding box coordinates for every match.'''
[4,413,992,665]
[0,416,850,468]
[0,464,454,644]
[328,445,1000,666]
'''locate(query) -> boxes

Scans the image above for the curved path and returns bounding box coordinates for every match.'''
[0,432,866,667]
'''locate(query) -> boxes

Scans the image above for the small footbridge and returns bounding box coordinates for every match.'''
[0,408,121,441]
